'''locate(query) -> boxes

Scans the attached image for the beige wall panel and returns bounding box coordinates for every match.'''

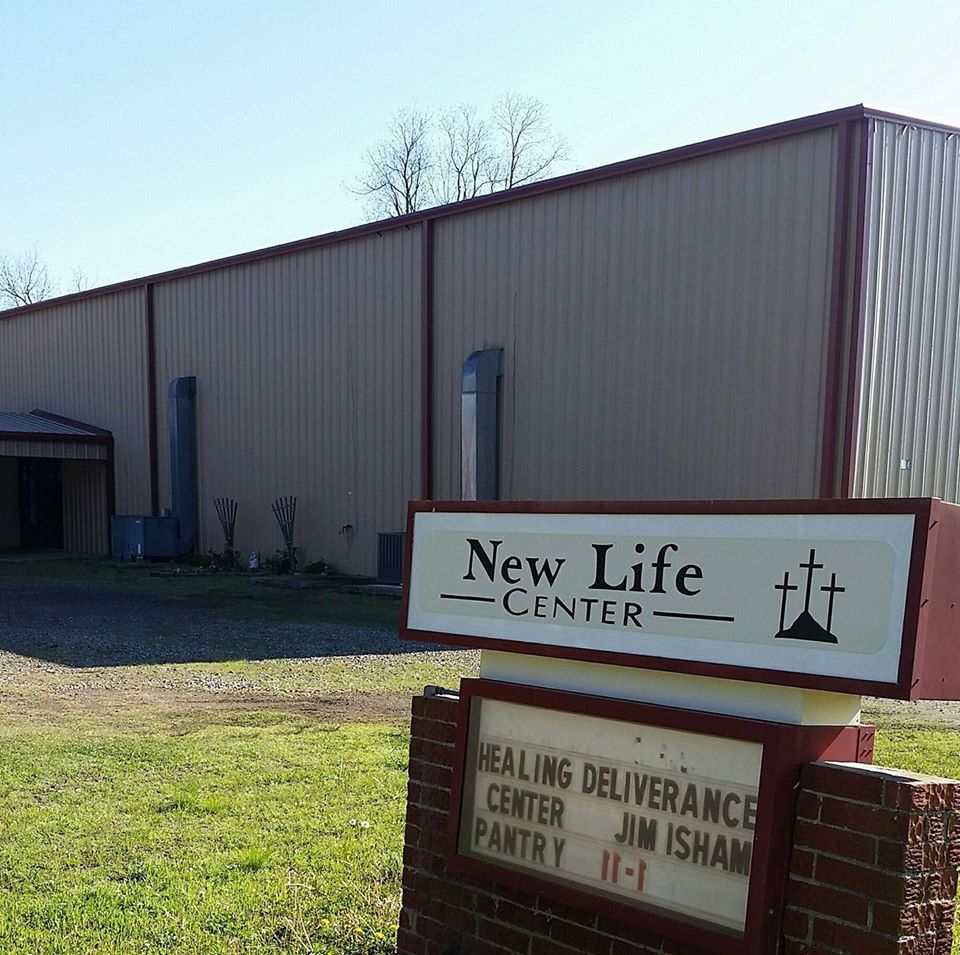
[854,121,960,502]
[62,460,108,555]
[0,440,107,459]
[153,232,420,575]
[432,128,839,502]
[0,291,149,513]
[0,458,18,549]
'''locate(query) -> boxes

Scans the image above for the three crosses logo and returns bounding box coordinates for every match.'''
[773,548,844,645]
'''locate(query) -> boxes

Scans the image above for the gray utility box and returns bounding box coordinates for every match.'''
[111,515,179,560]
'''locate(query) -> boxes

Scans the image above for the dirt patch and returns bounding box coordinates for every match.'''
[862,697,960,731]
[0,678,417,733]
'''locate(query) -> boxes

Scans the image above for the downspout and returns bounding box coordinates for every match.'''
[461,348,504,501]
[168,376,198,554]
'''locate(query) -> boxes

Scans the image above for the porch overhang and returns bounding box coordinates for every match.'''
[0,410,112,460]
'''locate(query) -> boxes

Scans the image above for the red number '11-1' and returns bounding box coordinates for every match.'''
[600,849,647,891]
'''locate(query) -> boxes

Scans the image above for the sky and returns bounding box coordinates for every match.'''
[2,0,960,292]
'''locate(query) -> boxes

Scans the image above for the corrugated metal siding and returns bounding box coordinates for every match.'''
[853,121,960,500]
[0,458,19,548]
[62,459,108,554]
[0,440,107,459]
[432,128,840,501]
[0,291,150,513]
[153,232,420,575]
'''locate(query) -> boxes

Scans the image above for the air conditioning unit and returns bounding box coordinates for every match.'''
[377,532,405,585]
[111,515,179,559]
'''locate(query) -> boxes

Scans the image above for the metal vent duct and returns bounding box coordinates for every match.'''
[168,376,198,554]
[461,348,503,501]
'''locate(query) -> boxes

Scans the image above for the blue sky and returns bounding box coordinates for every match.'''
[2,0,959,291]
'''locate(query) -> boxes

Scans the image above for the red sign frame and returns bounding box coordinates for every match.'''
[400,497,960,700]
[448,679,870,955]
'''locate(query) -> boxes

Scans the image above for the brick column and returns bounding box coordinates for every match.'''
[783,761,960,954]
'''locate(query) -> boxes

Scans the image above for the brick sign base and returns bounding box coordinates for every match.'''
[399,693,960,955]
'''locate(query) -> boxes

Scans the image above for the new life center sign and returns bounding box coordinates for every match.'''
[400,499,960,952]
[404,499,960,699]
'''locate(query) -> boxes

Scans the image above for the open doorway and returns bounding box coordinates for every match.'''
[18,458,64,549]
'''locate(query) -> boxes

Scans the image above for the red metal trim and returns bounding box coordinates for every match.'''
[145,284,159,515]
[819,121,856,498]
[400,502,416,625]
[105,436,116,549]
[912,501,960,697]
[841,119,874,497]
[403,495,933,517]
[420,220,434,500]
[445,679,865,955]
[0,106,873,323]
[27,409,112,436]
[400,498,936,700]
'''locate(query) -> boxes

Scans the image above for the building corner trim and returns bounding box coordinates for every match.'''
[819,120,857,498]
[421,219,435,500]
[145,283,159,515]
[840,118,874,498]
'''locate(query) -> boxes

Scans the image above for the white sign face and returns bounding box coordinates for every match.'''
[459,698,762,933]
[406,511,917,685]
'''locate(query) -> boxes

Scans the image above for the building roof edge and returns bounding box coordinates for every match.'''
[0,103,890,321]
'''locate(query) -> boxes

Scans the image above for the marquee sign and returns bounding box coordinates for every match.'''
[401,499,960,699]
[461,697,761,933]
[449,680,868,953]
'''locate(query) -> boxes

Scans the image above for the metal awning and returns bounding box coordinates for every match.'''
[0,410,112,460]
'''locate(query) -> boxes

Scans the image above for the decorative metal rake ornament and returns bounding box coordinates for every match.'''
[271,496,297,572]
[214,497,238,552]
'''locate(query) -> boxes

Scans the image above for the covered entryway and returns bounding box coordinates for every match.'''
[0,411,114,555]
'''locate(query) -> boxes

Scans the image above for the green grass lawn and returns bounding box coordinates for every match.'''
[0,714,407,955]
[874,729,960,779]
[0,721,956,955]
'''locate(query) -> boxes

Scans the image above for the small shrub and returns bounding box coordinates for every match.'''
[207,547,241,572]
[303,558,335,576]
[178,552,215,570]
[176,549,239,572]
[265,549,294,575]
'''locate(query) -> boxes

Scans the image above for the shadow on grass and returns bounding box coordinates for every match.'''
[0,560,443,668]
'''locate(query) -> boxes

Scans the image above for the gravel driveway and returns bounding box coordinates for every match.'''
[0,574,477,728]
[0,576,422,667]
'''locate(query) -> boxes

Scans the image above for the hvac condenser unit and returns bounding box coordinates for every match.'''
[111,515,179,560]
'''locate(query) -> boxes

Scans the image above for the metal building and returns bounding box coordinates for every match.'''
[0,105,957,575]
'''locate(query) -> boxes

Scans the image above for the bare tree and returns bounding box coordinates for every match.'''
[352,109,433,218]
[0,247,55,308]
[352,95,570,219]
[69,268,91,293]
[489,94,569,190]
[431,105,495,205]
